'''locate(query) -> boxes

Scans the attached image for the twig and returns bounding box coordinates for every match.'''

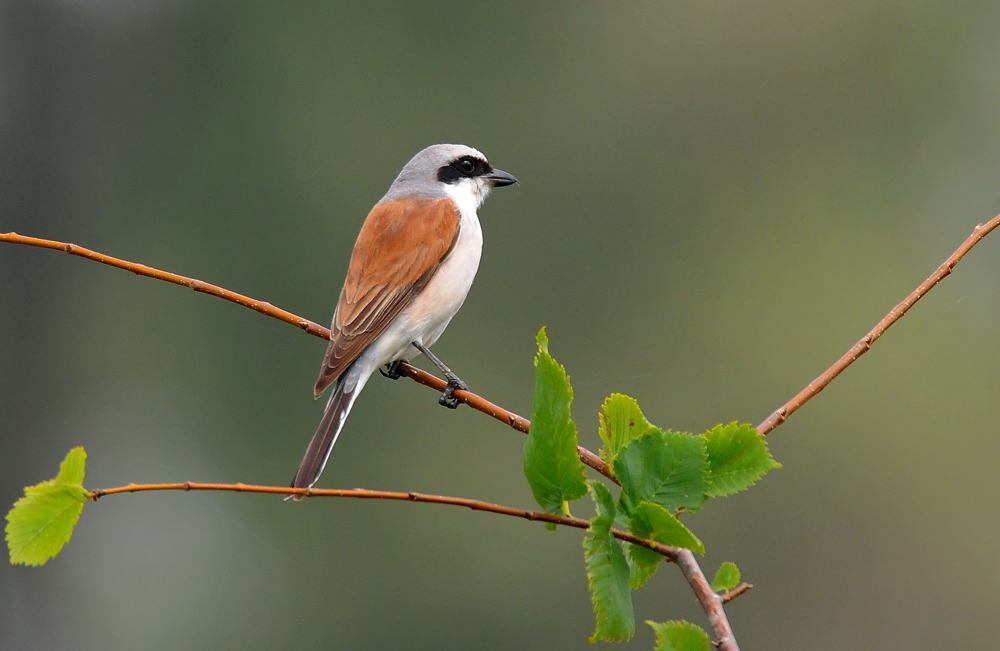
[89,481,676,560]
[0,232,613,479]
[675,549,740,651]
[720,582,753,604]
[757,213,1000,436]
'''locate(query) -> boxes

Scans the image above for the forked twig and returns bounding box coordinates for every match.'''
[675,549,739,649]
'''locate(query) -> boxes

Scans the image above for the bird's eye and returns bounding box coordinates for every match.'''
[459,158,476,174]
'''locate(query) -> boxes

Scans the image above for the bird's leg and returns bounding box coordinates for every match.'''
[380,359,407,380]
[411,342,467,409]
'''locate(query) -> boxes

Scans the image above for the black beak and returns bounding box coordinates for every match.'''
[485,168,518,188]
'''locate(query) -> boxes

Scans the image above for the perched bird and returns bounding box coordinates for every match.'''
[291,144,518,492]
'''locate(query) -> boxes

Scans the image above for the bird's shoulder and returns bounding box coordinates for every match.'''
[354,196,459,252]
[346,196,461,293]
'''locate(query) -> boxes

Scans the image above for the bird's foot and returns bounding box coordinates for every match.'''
[438,375,468,409]
[380,360,406,380]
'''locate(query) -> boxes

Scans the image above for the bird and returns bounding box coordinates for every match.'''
[290,144,518,493]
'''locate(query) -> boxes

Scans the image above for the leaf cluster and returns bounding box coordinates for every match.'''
[523,329,780,645]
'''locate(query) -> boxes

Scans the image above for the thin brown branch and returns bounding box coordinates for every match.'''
[0,231,612,479]
[757,213,1000,436]
[675,549,740,651]
[0,232,330,339]
[89,480,675,560]
[720,582,753,604]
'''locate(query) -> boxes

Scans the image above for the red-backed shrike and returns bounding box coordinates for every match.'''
[291,144,518,491]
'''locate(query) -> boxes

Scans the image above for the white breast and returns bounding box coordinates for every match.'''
[400,203,483,347]
[354,201,482,370]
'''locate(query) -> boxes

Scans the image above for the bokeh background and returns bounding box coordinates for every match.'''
[3,2,1000,649]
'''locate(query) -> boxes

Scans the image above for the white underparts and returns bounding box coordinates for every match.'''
[351,187,484,372]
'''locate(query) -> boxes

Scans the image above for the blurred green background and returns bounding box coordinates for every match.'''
[3,2,999,649]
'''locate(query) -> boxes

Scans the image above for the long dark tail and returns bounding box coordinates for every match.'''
[290,364,368,496]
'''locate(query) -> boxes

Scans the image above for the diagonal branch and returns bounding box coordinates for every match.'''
[89,480,677,560]
[0,232,331,339]
[757,213,1000,435]
[0,232,612,479]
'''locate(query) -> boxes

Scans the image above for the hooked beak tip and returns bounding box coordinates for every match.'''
[487,168,518,188]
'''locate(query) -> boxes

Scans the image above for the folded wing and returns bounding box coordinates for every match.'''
[314,197,460,397]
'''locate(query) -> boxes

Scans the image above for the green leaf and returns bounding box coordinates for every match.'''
[614,509,660,588]
[54,446,87,485]
[703,422,781,497]
[629,501,704,555]
[619,501,670,585]
[711,561,741,592]
[584,482,635,642]
[614,430,709,517]
[648,620,712,651]
[624,542,662,589]
[598,394,656,470]
[590,479,618,520]
[7,447,91,566]
[523,328,588,516]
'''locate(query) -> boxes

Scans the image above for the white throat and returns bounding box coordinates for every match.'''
[442,177,491,215]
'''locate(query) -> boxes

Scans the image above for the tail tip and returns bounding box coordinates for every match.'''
[286,475,310,502]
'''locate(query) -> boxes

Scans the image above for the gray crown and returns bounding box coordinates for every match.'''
[381,144,488,202]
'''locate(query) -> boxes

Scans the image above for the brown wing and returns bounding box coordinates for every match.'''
[313,196,460,397]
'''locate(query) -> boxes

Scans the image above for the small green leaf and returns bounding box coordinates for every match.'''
[7,447,91,566]
[711,561,741,592]
[584,482,635,642]
[629,501,704,555]
[614,430,709,517]
[648,620,712,651]
[704,422,781,497]
[523,328,588,516]
[598,394,656,470]
[625,542,662,588]
[54,447,87,485]
[590,479,618,520]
